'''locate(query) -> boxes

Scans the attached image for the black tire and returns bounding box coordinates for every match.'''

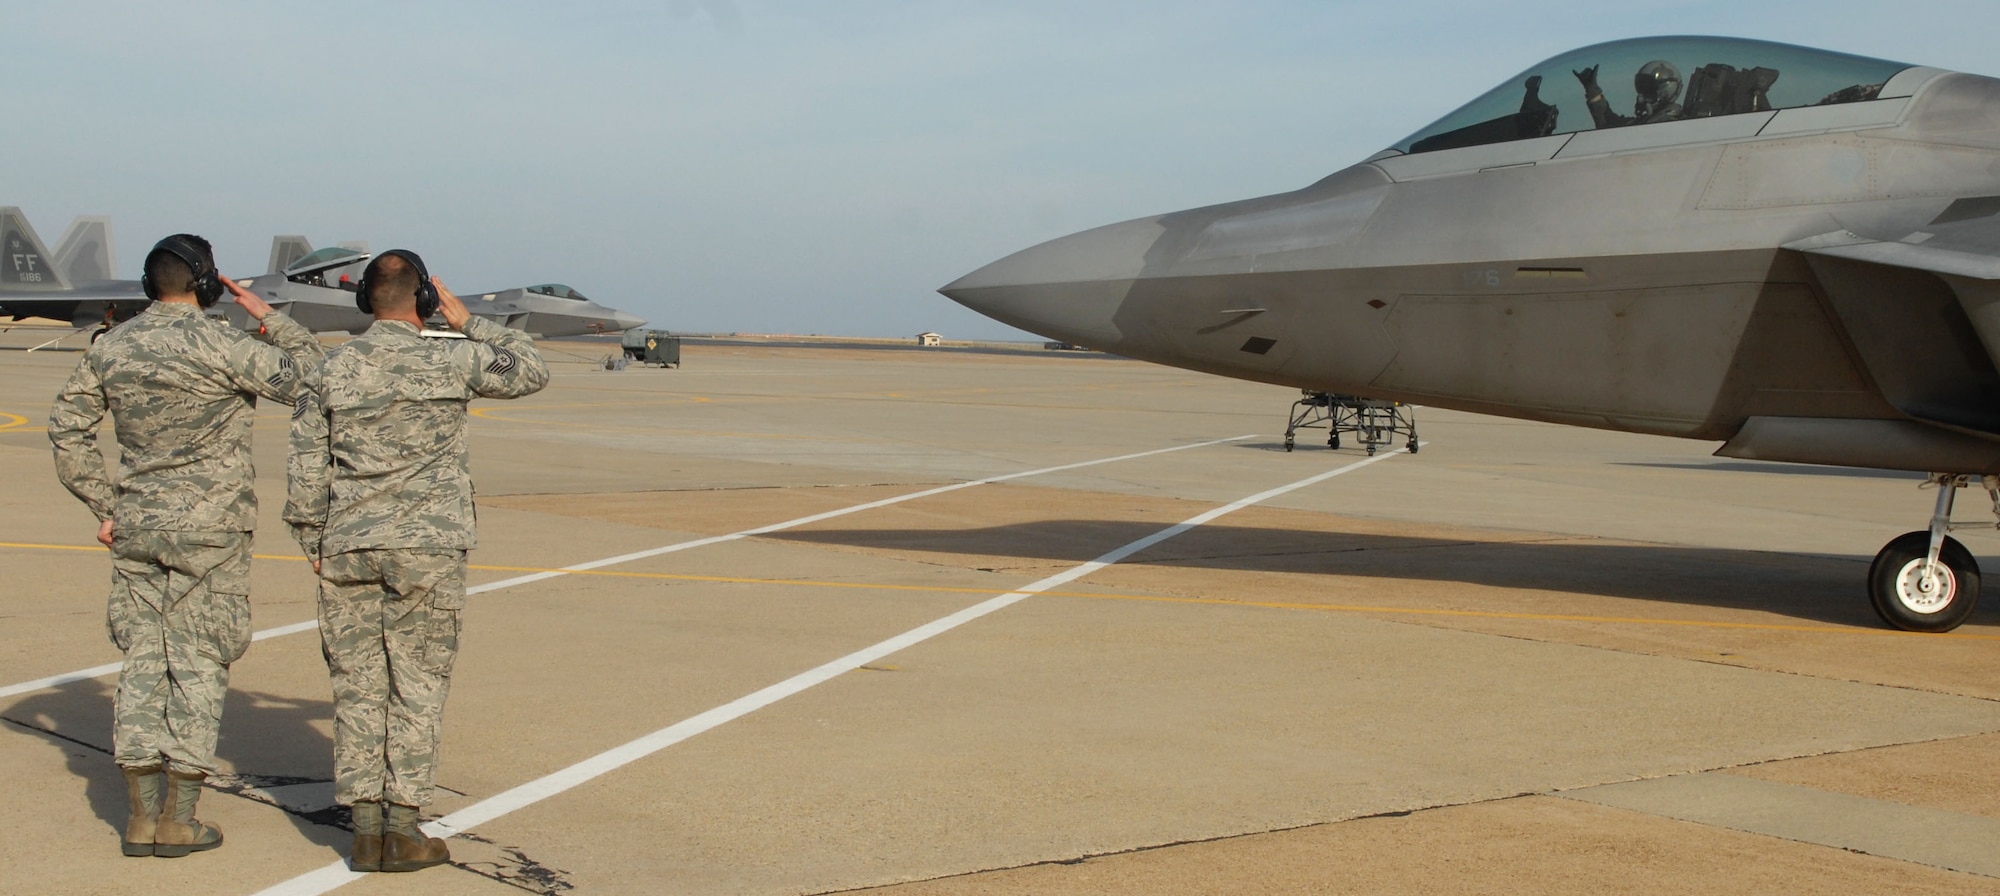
[1407,440,1419,454]
[1330,434,1340,450]
[1868,531,1980,632]
[1284,433,1294,452]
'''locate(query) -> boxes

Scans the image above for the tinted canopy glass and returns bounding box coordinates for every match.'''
[528,283,588,301]
[1389,36,1910,155]
[283,246,369,278]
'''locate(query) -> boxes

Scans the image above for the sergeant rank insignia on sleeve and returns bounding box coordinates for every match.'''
[486,348,517,375]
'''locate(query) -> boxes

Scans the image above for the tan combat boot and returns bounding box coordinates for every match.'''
[152,770,223,858]
[120,765,164,857]
[349,801,383,872]
[379,803,450,872]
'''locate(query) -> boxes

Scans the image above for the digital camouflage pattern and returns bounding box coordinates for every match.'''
[286,315,548,557]
[47,299,321,775]
[317,549,465,806]
[287,314,545,807]
[50,301,321,532]
[106,530,252,776]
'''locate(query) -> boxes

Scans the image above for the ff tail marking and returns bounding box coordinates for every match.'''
[0,207,71,291]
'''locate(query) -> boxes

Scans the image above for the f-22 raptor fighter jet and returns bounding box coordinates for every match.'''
[943,35,2000,632]
[240,237,647,337]
[0,209,143,331]
[1,215,645,338]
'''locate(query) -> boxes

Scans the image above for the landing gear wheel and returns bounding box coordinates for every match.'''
[1284,433,1294,452]
[1407,439,1419,454]
[1868,531,1980,632]
[1330,434,1340,450]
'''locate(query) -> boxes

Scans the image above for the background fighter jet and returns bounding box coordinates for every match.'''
[2,213,645,338]
[942,35,2000,633]
[0,207,146,331]
[466,282,650,337]
[234,237,647,337]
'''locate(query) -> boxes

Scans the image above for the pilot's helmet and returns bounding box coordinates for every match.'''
[1633,60,1682,114]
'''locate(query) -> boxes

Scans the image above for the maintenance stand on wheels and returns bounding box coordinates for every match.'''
[1285,391,1418,455]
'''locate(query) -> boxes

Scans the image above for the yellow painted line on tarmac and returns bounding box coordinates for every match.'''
[466,377,1205,419]
[467,562,1112,598]
[466,404,876,442]
[470,397,718,414]
[9,540,1994,641]
[0,413,32,432]
[0,542,320,560]
[0,541,104,553]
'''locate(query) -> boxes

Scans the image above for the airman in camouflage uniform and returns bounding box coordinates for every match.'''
[286,250,547,872]
[49,234,323,858]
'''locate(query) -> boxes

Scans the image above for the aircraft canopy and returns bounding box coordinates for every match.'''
[527,283,589,301]
[1390,36,1911,155]
[284,246,371,279]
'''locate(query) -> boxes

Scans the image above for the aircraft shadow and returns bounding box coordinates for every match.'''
[0,677,345,851]
[767,521,2000,629]
[1615,461,1926,481]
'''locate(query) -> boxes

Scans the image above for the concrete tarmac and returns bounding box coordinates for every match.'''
[2,330,1998,895]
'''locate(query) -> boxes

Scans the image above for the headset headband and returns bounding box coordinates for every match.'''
[355,248,440,319]
[143,234,224,307]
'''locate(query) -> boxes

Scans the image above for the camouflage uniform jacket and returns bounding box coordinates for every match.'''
[286,316,549,557]
[49,301,322,532]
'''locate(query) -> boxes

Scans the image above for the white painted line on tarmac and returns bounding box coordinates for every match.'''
[246,446,1410,896]
[0,621,331,701]
[0,436,1251,701]
[0,661,124,700]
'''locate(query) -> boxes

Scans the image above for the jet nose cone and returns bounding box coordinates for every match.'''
[940,216,1166,348]
[610,311,647,332]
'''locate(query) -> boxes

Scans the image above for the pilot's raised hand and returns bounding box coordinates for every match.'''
[1523,74,1544,101]
[1572,65,1601,97]
[434,278,472,331]
[221,275,276,320]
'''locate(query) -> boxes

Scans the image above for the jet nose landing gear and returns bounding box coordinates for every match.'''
[1868,474,1993,632]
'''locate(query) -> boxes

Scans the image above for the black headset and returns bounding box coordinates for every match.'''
[355,248,440,319]
[141,234,225,307]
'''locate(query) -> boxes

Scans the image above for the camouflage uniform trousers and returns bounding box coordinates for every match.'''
[317,549,467,807]
[106,529,254,776]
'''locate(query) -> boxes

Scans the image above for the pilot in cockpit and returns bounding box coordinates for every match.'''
[1573,60,1684,128]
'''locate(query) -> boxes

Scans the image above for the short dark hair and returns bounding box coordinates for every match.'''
[361,253,420,313]
[143,235,213,298]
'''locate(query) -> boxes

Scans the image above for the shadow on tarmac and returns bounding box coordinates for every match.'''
[0,677,345,850]
[1242,443,1927,482]
[1614,461,1927,481]
[767,521,2000,629]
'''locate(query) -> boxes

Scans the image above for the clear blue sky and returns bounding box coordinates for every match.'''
[7,1,1993,338]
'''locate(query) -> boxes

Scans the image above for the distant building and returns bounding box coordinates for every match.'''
[916,332,942,347]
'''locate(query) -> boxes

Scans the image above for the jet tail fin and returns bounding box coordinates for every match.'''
[1,207,71,291]
[268,235,313,274]
[53,216,115,284]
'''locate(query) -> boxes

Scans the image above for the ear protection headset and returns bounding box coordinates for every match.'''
[141,234,225,307]
[355,248,440,318]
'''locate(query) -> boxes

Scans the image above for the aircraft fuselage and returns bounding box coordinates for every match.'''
[945,52,2000,474]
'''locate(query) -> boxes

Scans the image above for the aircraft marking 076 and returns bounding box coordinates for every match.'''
[942,35,2000,632]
